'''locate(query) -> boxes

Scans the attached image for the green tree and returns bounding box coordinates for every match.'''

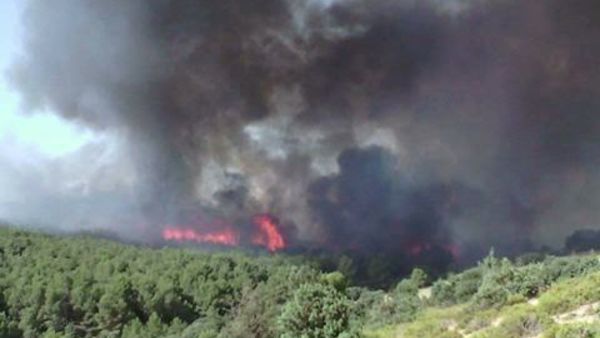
[321,272,348,292]
[471,252,514,309]
[409,268,428,288]
[0,312,21,338]
[277,283,356,338]
[96,277,137,333]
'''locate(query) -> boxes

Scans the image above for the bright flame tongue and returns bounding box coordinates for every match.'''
[161,214,286,252]
[252,215,286,252]
[162,227,239,246]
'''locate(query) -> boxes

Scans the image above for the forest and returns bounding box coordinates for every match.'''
[0,226,599,337]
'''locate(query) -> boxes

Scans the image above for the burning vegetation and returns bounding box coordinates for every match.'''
[161,214,286,252]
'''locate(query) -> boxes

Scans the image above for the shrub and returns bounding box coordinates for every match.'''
[431,267,482,306]
[470,253,516,309]
[507,263,550,297]
[544,322,600,338]
[471,276,510,310]
[409,268,428,288]
[321,272,348,292]
[393,293,421,323]
[0,313,20,338]
[485,308,552,338]
[400,318,463,338]
[398,307,465,338]
[452,268,483,303]
[359,277,424,329]
[515,252,547,266]
[431,279,456,306]
[543,255,600,282]
[277,283,357,338]
[395,279,418,296]
[538,272,600,315]
[350,281,421,331]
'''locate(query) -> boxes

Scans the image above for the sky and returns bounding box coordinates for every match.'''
[0,0,95,158]
[0,0,116,226]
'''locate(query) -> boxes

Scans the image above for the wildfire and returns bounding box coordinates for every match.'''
[252,215,286,252]
[161,214,287,252]
[162,227,239,246]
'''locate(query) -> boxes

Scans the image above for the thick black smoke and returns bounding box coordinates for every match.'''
[565,229,600,253]
[308,147,456,253]
[5,0,600,269]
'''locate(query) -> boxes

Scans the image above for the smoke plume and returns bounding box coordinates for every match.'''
[5,0,600,269]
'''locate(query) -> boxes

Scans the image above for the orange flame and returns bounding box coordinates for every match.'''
[161,214,287,252]
[162,227,239,246]
[252,215,286,252]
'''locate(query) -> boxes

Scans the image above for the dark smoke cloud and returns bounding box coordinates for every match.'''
[307,146,459,272]
[565,229,600,253]
[5,0,600,268]
[308,147,453,251]
[300,1,447,121]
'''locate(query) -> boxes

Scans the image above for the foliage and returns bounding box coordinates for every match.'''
[431,267,482,306]
[543,322,600,338]
[277,283,357,338]
[431,250,600,311]
[477,306,553,338]
[408,268,428,288]
[470,275,510,310]
[367,256,600,338]
[515,252,547,266]
[321,272,349,292]
[391,306,465,338]
[542,255,600,282]
[537,271,600,315]
[356,274,424,329]
[505,263,549,297]
[1,227,599,338]
[0,228,324,337]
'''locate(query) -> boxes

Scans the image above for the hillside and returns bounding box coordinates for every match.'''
[0,226,364,337]
[366,254,600,338]
[0,227,599,338]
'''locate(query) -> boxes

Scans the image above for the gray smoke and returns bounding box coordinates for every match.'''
[5,0,600,263]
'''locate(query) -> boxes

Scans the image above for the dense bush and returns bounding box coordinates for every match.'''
[277,283,357,338]
[431,249,600,311]
[408,268,428,288]
[471,276,510,310]
[431,267,482,306]
[542,255,600,281]
[545,322,600,338]
[430,279,455,306]
[392,288,421,323]
[537,272,600,315]
[358,269,424,328]
[515,252,547,266]
[506,263,549,297]
[482,307,553,338]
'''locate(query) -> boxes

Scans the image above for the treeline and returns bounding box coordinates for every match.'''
[0,228,357,337]
[0,227,599,338]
